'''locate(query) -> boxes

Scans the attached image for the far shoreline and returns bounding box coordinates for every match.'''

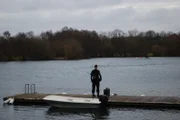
[1,56,180,62]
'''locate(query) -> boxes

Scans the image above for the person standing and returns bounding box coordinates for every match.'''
[90,65,102,98]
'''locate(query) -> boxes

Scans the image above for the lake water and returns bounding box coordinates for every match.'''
[0,57,180,120]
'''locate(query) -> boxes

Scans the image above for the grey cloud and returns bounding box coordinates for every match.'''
[0,0,122,13]
[0,0,180,34]
[136,7,180,31]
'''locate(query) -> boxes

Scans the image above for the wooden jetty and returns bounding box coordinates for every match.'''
[3,93,180,109]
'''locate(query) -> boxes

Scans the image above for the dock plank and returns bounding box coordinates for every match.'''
[3,93,180,109]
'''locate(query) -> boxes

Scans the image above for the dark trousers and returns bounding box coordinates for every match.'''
[92,82,100,96]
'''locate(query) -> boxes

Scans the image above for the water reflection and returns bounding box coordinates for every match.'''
[46,107,109,119]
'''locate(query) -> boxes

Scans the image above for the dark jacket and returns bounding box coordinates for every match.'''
[91,69,102,83]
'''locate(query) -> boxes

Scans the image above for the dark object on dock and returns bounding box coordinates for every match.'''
[3,93,180,109]
[103,88,110,97]
[99,95,109,106]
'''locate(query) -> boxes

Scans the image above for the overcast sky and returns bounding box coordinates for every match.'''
[0,0,180,35]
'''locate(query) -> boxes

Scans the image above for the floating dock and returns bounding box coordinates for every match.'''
[3,93,180,109]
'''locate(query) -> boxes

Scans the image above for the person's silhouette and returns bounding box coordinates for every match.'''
[90,65,102,97]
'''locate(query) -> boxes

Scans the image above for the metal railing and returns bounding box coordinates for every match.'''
[25,84,36,93]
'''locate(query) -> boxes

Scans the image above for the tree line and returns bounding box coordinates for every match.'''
[0,27,180,61]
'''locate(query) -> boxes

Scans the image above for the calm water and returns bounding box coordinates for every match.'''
[0,57,180,120]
